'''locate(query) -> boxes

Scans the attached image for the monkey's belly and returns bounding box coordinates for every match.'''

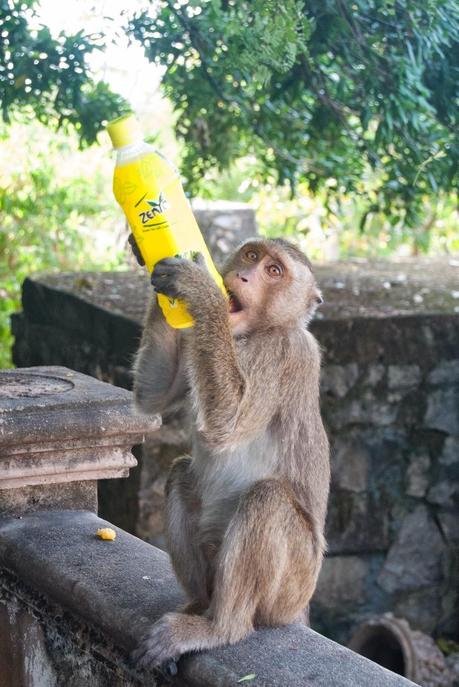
[192,431,278,540]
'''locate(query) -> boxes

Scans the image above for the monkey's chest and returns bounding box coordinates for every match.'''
[192,432,278,535]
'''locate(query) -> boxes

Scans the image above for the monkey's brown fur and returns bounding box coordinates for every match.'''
[132,238,330,669]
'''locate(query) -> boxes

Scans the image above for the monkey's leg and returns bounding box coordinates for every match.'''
[134,478,323,669]
[164,456,210,611]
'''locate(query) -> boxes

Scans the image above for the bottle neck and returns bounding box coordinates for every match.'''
[115,139,153,165]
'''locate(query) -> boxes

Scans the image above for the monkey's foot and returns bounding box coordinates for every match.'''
[132,612,186,671]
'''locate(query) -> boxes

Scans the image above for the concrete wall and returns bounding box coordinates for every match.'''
[10,208,459,646]
[311,316,459,642]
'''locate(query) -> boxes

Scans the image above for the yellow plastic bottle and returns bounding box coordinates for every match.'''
[107,113,225,328]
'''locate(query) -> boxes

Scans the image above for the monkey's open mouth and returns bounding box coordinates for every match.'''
[228,291,243,313]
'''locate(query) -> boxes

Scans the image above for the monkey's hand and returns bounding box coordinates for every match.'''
[127,233,145,267]
[151,256,225,316]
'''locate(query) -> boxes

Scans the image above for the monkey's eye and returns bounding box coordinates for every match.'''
[246,250,258,262]
[266,263,283,278]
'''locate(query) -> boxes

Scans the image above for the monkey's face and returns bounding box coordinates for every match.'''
[222,239,322,335]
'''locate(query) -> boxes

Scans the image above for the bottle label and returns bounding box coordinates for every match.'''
[138,191,169,227]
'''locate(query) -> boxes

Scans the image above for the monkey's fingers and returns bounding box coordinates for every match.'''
[131,620,180,671]
[154,256,187,273]
[151,257,189,297]
[127,233,145,267]
[150,270,180,299]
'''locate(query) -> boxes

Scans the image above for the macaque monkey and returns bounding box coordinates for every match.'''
[132,238,330,670]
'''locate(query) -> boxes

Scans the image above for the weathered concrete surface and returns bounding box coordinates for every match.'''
[0,366,160,491]
[0,511,183,652]
[0,510,418,687]
[0,366,158,455]
[0,572,144,687]
[11,258,459,641]
[0,480,98,515]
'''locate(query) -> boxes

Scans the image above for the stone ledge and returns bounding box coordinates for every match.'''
[19,257,459,328]
[13,264,459,373]
[0,366,160,489]
[0,510,418,687]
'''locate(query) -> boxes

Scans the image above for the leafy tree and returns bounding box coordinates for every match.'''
[0,121,126,367]
[0,0,129,144]
[127,0,459,227]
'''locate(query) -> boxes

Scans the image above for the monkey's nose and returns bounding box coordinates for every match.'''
[237,272,249,283]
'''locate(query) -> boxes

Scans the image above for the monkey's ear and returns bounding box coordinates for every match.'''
[315,289,324,305]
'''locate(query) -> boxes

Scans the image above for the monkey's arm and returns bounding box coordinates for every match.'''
[150,258,282,447]
[132,293,187,416]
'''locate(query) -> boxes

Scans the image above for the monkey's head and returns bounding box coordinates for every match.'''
[222,238,323,335]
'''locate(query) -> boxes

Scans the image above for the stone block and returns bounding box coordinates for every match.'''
[331,439,369,493]
[193,200,258,269]
[424,387,459,434]
[387,365,422,390]
[328,398,398,429]
[314,555,369,608]
[405,454,431,498]
[427,480,459,508]
[393,588,444,637]
[362,364,385,387]
[0,367,159,491]
[437,511,459,545]
[0,481,98,516]
[446,653,459,684]
[440,437,459,466]
[327,428,407,555]
[326,491,389,554]
[321,363,359,399]
[428,359,459,385]
[378,506,446,594]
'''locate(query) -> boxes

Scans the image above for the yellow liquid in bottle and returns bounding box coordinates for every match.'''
[110,117,225,328]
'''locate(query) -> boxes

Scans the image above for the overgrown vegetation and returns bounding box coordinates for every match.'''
[0,0,128,141]
[0,0,458,367]
[127,0,459,229]
[0,123,125,367]
[203,160,459,259]
[0,0,129,366]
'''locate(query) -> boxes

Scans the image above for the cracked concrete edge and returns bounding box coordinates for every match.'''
[0,510,419,687]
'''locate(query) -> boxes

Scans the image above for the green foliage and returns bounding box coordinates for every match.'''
[195,158,459,259]
[0,0,457,372]
[127,0,459,227]
[0,124,125,367]
[0,0,129,144]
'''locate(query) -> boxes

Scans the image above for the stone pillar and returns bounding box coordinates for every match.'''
[0,365,159,686]
[192,200,258,269]
[0,366,159,515]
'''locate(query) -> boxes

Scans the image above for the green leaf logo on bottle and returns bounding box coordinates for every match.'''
[137,191,169,228]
